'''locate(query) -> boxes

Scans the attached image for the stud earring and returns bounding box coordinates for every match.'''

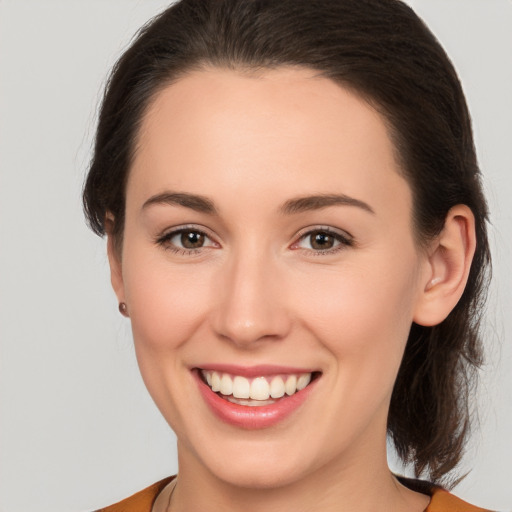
[118,302,129,317]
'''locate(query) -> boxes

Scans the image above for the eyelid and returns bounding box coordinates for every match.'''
[294,224,353,240]
[155,224,220,250]
[290,225,354,252]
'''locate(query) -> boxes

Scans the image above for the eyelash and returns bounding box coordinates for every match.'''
[155,225,354,256]
[292,226,354,255]
[155,225,217,256]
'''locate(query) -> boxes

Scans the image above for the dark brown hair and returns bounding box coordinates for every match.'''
[83,0,491,485]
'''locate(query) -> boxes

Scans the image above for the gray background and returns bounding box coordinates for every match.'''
[0,1,511,511]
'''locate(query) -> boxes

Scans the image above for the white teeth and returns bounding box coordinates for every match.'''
[250,377,270,400]
[220,374,233,396]
[297,373,311,391]
[285,375,297,396]
[227,396,275,406]
[201,370,313,401]
[270,376,285,398]
[211,371,221,392]
[232,376,250,399]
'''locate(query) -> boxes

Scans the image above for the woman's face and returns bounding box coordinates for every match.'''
[113,67,431,488]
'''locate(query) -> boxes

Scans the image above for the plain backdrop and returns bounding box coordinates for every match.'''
[0,1,511,511]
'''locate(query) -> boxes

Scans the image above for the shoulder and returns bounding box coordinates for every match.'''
[397,476,493,512]
[94,476,175,512]
[428,487,495,512]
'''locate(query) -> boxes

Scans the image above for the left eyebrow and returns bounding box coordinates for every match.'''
[280,194,375,215]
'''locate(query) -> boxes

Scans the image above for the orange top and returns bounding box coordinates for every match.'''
[95,476,493,512]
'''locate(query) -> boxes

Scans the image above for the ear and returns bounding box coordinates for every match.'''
[105,215,126,306]
[413,205,476,326]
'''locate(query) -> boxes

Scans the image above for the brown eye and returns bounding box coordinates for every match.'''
[293,228,352,254]
[157,227,217,253]
[310,232,335,250]
[181,230,205,249]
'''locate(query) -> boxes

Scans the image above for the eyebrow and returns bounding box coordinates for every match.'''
[142,192,218,214]
[280,194,375,215]
[142,191,374,216]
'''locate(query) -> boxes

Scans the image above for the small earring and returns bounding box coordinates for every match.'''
[118,302,129,317]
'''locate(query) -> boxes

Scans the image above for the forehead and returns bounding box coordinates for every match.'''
[129,67,410,219]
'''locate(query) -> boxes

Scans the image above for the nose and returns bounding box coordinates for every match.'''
[211,249,292,348]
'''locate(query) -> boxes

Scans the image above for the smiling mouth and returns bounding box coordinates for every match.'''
[199,369,319,407]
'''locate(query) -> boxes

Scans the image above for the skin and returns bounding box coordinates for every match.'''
[108,67,476,512]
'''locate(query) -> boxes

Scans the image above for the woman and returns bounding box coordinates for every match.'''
[83,0,492,510]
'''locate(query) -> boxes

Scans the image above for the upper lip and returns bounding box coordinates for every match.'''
[194,364,318,378]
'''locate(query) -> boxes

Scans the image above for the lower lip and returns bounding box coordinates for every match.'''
[194,370,318,429]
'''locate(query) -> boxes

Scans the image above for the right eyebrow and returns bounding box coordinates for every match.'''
[142,191,218,215]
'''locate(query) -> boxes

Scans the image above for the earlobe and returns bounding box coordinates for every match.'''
[413,205,476,327]
[105,215,126,308]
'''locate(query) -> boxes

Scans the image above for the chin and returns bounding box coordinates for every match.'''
[207,450,315,489]
[181,426,333,491]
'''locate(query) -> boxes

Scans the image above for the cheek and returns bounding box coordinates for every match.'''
[119,243,217,433]
[122,246,214,353]
[292,254,419,368]
[288,258,420,440]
